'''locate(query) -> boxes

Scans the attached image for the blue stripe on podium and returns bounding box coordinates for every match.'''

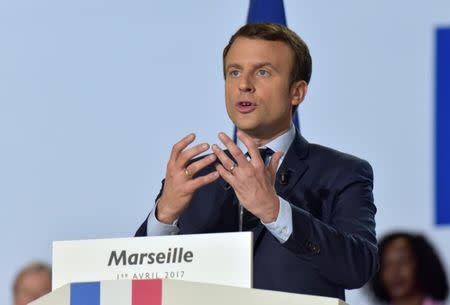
[436,28,450,225]
[71,282,100,305]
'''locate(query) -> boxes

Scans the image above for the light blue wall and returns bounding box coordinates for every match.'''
[1,1,449,304]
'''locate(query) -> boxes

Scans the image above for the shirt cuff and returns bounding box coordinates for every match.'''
[261,196,293,243]
[146,201,180,236]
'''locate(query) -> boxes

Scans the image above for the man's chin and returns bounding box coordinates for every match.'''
[235,125,267,139]
[231,117,254,129]
[234,124,258,135]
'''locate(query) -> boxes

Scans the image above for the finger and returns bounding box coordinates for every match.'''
[215,163,236,185]
[211,143,236,171]
[218,132,248,165]
[185,154,217,176]
[269,151,284,174]
[177,142,210,168]
[169,133,195,165]
[236,130,260,164]
[186,171,220,191]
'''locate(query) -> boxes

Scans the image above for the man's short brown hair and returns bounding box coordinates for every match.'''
[223,22,312,85]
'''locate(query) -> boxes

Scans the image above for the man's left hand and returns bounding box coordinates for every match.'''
[212,131,284,223]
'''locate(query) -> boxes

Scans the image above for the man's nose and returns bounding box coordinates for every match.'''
[238,74,255,93]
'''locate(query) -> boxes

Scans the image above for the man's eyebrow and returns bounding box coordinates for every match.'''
[255,62,279,72]
[225,63,242,72]
[225,62,279,73]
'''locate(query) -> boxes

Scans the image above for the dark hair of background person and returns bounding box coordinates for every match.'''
[222,22,312,114]
[370,232,449,303]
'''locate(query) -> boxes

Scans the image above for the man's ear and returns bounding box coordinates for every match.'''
[290,80,308,107]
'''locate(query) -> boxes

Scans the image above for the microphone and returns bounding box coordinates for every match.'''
[278,169,289,185]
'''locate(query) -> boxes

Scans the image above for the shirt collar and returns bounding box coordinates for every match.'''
[237,124,296,154]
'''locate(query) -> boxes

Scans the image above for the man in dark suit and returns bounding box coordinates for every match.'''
[136,23,378,301]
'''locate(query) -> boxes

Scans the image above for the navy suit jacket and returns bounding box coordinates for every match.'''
[136,131,378,300]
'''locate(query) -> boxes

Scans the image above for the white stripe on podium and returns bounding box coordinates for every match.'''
[100,280,132,305]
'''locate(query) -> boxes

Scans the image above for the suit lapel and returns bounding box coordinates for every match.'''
[255,130,310,248]
[275,130,309,200]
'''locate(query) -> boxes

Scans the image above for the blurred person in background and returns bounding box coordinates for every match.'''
[13,262,51,305]
[369,232,449,305]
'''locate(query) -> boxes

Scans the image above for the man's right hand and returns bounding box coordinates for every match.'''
[156,133,219,224]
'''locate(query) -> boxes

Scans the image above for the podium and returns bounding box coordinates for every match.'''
[37,233,350,305]
[31,278,349,305]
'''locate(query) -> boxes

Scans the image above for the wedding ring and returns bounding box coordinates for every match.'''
[229,163,237,173]
[184,168,190,177]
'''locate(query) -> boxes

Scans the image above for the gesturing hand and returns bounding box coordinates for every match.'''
[157,133,219,224]
[212,131,284,223]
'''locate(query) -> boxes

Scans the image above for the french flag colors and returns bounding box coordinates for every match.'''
[70,280,162,305]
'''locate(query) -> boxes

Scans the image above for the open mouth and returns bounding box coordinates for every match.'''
[236,101,257,113]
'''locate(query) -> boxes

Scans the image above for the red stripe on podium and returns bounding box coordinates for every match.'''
[132,279,162,305]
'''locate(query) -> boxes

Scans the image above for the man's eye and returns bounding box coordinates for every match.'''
[230,70,240,77]
[257,69,269,76]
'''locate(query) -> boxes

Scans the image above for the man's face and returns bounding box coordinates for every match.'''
[14,271,51,305]
[224,37,305,140]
